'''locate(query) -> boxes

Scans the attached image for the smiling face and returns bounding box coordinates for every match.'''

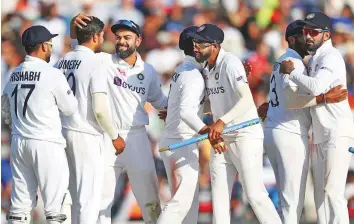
[114,28,141,59]
[192,40,214,63]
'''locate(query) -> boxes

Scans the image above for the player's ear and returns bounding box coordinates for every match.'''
[324,31,331,41]
[92,33,98,43]
[287,36,295,45]
[41,42,47,52]
[135,36,142,48]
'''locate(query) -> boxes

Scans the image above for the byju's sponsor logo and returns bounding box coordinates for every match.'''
[206,86,225,95]
[114,77,146,94]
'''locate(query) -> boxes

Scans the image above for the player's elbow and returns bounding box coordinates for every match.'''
[61,100,78,116]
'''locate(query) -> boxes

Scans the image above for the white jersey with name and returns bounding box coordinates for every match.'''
[3,55,77,145]
[265,48,311,136]
[98,52,167,130]
[55,45,107,135]
[288,40,354,144]
[162,56,205,140]
[203,48,263,140]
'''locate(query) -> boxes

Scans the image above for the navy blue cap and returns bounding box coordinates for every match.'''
[21,25,58,47]
[285,20,304,39]
[301,12,332,30]
[111,20,141,36]
[179,26,198,50]
[187,24,224,44]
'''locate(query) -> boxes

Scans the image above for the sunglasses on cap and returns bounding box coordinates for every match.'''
[115,20,138,28]
[302,28,328,37]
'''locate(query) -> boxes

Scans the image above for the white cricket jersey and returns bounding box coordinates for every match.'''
[3,56,77,145]
[203,48,263,140]
[55,45,107,135]
[265,48,311,136]
[162,56,205,140]
[288,40,354,144]
[98,52,168,130]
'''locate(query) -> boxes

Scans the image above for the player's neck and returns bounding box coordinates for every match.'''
[80,42,96,52]
[28,52,46,62]
[207,48,220,70]
[123,52,138,67]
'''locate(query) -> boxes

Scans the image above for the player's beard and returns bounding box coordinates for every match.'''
[195,50,211,63]
[115,44,136,59]
[45,52,51,63]
[294,38,309,58]
[305,34,324,55]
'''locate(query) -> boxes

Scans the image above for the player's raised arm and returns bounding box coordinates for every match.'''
[147,66,168,110]
[52,72,78,116]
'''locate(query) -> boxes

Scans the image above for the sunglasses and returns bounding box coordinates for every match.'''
[193,41,212,50]
[115,20,138,29]
[44,42,53,47]
[302,28,328,37]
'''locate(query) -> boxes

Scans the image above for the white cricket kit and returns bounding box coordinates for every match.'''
[55,45,107,224]
[97,52,167,224]
[158,56,205,224]
[2,55,77,223]
[264,48,311,224]
[288,39,354,224]
[203,49,281,224]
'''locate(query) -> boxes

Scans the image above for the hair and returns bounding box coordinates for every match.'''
[24,44,41,54]
[76,16,105,44]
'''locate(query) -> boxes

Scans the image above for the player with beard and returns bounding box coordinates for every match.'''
[188,24,282,224]
[71,14,167,224]
[55,16,124,224]
[280,12,354,224]
[259,20,348,224]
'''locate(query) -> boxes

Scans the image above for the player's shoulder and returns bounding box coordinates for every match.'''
[321,45,344,63]
[222,52,244,70]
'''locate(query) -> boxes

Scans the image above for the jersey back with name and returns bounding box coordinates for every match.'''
[55,47,103,135]
[163,62,205,139]
[265,50,311,136]
[4,60,66,144]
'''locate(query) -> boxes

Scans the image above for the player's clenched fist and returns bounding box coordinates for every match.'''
[113,136,126,155]
[257,102,269,121]
[210,137,227,154]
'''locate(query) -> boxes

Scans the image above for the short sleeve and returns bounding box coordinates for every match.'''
[225,57,248,91]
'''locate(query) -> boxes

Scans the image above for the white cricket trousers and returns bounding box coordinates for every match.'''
[63,129,104,224]
[210,138,281,224]
[157,137,199,224]
[264,128,309,224]
[9,135,69,224]
[311,136,354,224]
[98,128,161,224]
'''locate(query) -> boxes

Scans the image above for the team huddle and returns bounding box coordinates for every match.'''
[1,9,354,224]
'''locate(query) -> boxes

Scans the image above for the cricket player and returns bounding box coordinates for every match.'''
[263,20,348,224]
[189,24,282,224]
[55,16,124,224]
[2,26,77,223]
[70,14,167,224]
[157,26,209,224]
[280,12,354,224]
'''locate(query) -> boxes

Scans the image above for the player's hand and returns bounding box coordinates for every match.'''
[112,136,125,155]
[324,85,348,103]
[257,102,269,121]
[72,13,91,29]
[210,137,227,154]
[208,119,225,141]
[243,61,252,77]
[158,108,167,121]
[279,60,295,74]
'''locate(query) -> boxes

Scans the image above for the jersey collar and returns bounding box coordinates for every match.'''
[74,45,95,54]
[205,48,227,72]
[25,55,48,64]
[286,48,303,60]
[184,55,202,70]
[314,39,333,56]
[115,52,144,68]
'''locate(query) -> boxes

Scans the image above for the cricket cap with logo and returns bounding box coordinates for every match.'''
[301,12,332,31]
[22,25,58,47]
[111,19,141,37]
[187,24,224,44]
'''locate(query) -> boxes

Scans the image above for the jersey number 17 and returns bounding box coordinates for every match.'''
[11,84,35,119]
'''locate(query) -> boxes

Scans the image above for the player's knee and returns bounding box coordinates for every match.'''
[46,214,67,223]
[7,213,31,224]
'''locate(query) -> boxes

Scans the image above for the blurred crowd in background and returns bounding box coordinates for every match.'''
[1,0,354,223]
